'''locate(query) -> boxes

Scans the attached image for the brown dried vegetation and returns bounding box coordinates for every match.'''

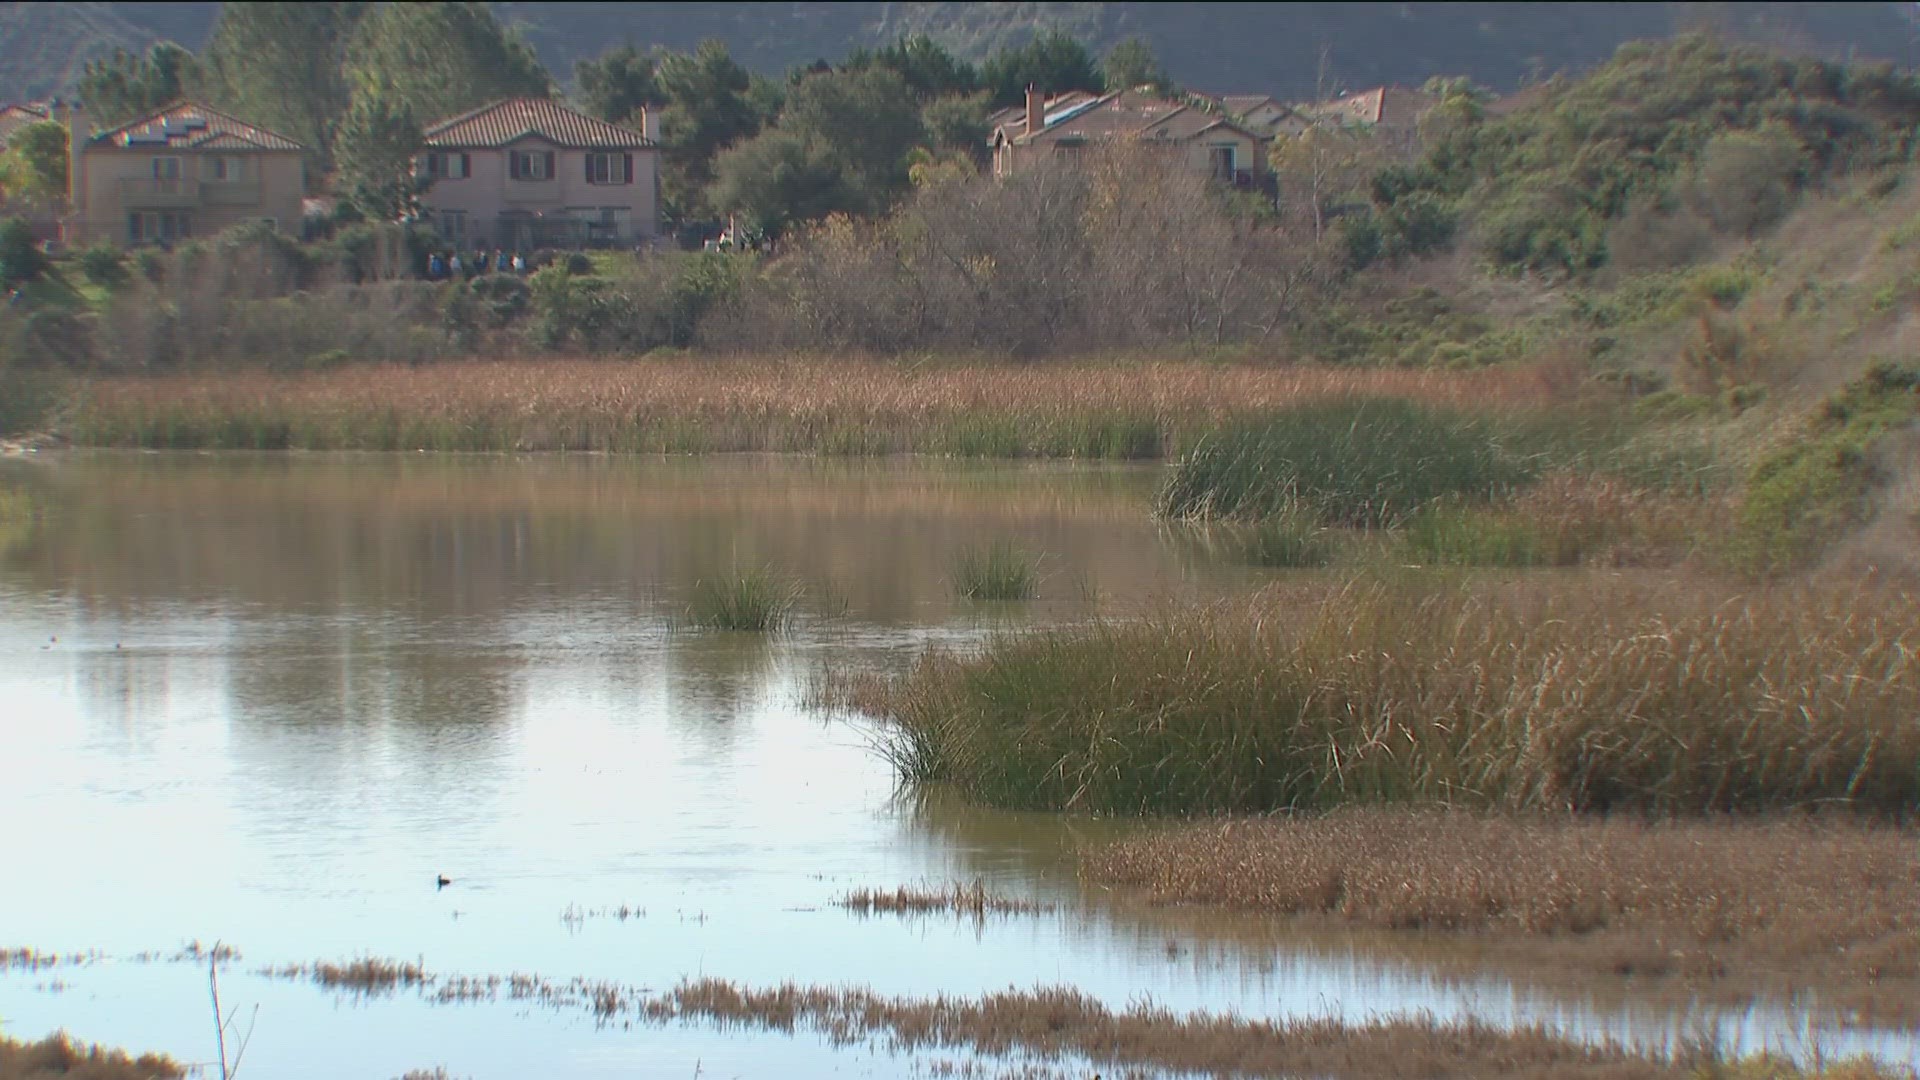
[65,358,1561,454]
[1085,810,1920,1021]
[0,1034,183,1080]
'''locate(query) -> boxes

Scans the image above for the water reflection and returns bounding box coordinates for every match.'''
[0,452,1913,1078]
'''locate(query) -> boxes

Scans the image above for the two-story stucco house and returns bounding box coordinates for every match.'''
[416,98,659,251]
[64,101,306,247]
[989,88,1271,191]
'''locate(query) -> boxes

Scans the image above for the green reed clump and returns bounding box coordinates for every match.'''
[1155,401,1540,527]
[852,579,1920,814]
[1240,511,1334,568]
[950,542,1040,600]
[1402,504,1582,567]
[686,569,802,631]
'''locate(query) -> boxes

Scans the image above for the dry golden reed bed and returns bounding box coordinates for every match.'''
[1085,810,1920,1021]
[66,357,1563,454]
[0,1034,184,1080]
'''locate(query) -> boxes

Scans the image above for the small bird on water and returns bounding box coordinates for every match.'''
[436,874,452,889]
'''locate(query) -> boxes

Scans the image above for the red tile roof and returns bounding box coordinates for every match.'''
[423,98,653,149]
[88,100,304,151]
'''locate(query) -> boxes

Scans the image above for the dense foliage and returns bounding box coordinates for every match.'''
[1366,37,1920,273]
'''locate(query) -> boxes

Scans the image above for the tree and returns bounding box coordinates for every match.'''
[922,92,992,160]
[843,35,978,96]
[1101,38,1169,93]
[708,129,847,238]
[1270,123,1378,239]
[981,32,1103,108]
[344,1,551,124]
[333,96,424,221]
[654,40,769,218]
[0,121,70,211]
[711,67,926,234]
[0,217,52,290]
[575,44,660,124]
[76,43,199,128]
[199,2,367,162]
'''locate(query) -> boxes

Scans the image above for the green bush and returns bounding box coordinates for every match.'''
[76,244,129,291]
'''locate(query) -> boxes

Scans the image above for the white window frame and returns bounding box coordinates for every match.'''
[585,152,629,185]
[426,152,470,180]
[151,156,182,181]
[208,155,247,181]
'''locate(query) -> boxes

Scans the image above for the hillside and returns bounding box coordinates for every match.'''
[5,2,1917,103]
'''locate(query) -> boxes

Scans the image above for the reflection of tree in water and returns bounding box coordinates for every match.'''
[220,618,522,787]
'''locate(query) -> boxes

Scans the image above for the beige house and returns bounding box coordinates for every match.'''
[416,98,659,250]
[63,101,306,247]
[1296,86,1437,147]
[989,89,1270,191]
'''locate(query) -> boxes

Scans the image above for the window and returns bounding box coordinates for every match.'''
[208,155,246,181]
[151,157,182,181]
[435,209,468,243]
[585,152,633,185]
[509,150,555,181]
[127,211,191,243]
[425,152,470,180]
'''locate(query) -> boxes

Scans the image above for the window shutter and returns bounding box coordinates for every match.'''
[585,153,594,183]
[544,151,555,179]
[508,154,519,181]
[460,153,470,178]
[623,154,633,184]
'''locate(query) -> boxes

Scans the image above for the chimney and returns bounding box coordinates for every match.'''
[56,99,86,242]
[1025,84,1042,136]
[639,104,660,144]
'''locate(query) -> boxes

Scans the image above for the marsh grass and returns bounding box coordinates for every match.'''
[643,978,1908,1080]
[835,879,1051,918]
[0,1034,186,1080]
[849,578,1920,813]
[59,358,1560,455]
[1156,401,1543,527]
[267,956,428,995]
[1402,503,1584,567]
[1239,511,1335,567]
[950,542,1040,600]
[686,569,802,631]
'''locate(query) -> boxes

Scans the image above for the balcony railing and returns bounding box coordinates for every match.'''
[119,177,199,206]
[201,179,262,206]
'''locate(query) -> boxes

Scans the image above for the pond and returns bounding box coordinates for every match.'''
[0,452,1911,1078]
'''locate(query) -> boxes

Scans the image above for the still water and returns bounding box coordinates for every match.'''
[0,453,1911,1078]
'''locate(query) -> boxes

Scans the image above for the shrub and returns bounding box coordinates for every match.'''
[76,243,129,291]
[950,541,1039,599]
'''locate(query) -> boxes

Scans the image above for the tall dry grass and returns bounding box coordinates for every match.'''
[849,577,1920,813]
[63,358,1563,455]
